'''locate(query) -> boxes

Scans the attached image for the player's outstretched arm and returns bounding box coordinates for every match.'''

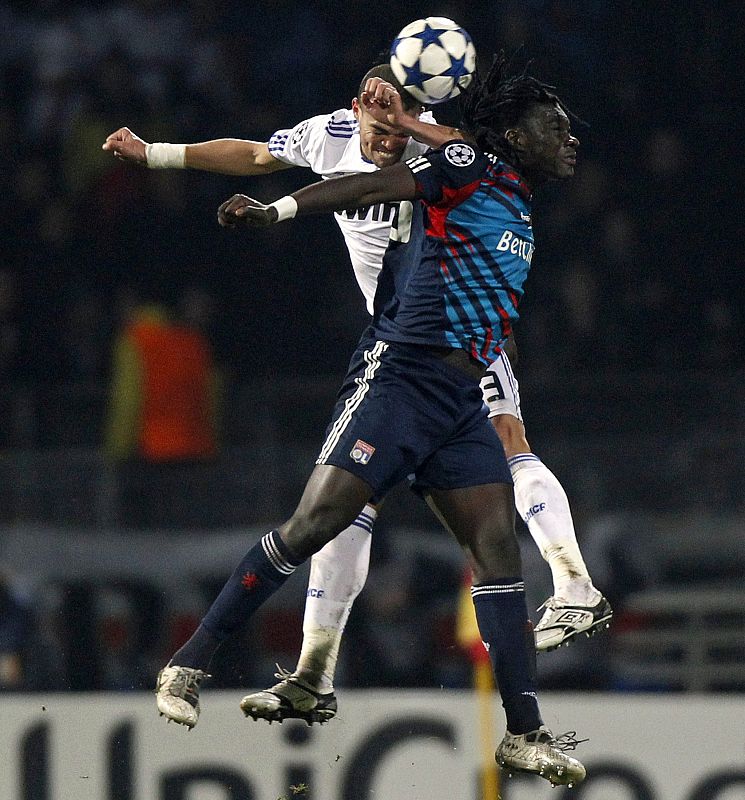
[218,163,417,228]
[102,127,291,176]
[361,78,468,150]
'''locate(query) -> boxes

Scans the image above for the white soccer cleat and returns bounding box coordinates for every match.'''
[240,666,337,726]
[496,726,587,787]
[155,665,210,729]
[534,595,613,652]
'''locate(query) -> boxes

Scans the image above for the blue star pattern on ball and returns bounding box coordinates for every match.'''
[443,53,468,80]
[390,17,476,105]
[396,52,469,92]
[412,22,451,48]
[399,61,433,92]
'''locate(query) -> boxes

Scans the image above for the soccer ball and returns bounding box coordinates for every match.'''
[390,17,476,105]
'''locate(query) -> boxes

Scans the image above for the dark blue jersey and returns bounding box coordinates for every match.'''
[371,141,534,365]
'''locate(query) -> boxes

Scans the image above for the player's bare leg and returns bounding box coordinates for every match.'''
[157,464,372,728]
[240,505,375,725]
[426,483,585,787]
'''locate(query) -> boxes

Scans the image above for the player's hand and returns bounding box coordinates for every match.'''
[217,194,278,228]
[361,78,421,129]
[102,127,148,164]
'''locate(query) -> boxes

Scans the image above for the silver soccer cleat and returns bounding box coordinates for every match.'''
[534,595,613,652]
[240,666,337,726]
[155,665,210,729]
[496,726,587,787]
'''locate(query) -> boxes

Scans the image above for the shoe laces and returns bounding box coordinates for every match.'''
[271,663,326,698]
[548,731,589,752]
[273,663,297,682]
[536,597,560,613]
[272,663,309,691]
[168,668,208,698]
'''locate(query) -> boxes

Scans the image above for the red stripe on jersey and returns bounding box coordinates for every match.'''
[496,303,512,322]
[499,319,513,347]
[424,180,482,239]
[481,327,494,361]
[494,304,513,357]
[493,169,532,202]
[501,170,531,195]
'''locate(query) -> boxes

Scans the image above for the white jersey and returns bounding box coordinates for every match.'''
[268,109,433,314]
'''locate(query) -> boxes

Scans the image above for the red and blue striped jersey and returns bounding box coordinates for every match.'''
[372,141,534,366]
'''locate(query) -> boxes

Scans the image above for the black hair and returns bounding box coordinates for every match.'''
[460,52,570,162]
[358,63,422,112]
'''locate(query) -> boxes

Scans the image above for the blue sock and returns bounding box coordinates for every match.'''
[171,531,303,669]
[471,578,542,734]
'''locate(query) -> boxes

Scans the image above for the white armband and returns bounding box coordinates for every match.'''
[145,142,186,169]
[267,195,298,222]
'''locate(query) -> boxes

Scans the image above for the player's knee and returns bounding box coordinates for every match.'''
[282,502,348,557]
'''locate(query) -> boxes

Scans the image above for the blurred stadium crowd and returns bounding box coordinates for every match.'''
[0,1,742,693]
[0,1,739,387]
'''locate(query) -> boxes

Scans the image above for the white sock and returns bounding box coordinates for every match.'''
[295,504,375,692]
[508,454,600,605]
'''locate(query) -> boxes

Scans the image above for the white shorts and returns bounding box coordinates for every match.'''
[480,352,523,421]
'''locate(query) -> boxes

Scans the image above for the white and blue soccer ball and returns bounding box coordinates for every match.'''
[390,17,476,105]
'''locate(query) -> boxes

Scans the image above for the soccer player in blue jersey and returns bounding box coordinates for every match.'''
[154,55,589,787]
[107,61,610,727]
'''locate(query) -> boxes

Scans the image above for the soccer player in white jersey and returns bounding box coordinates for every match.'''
[103,64,611,726]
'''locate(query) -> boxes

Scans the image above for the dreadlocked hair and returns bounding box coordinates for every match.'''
[460,51,568,163]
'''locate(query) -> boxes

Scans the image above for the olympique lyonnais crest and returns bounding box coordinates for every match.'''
[350,439,376,464]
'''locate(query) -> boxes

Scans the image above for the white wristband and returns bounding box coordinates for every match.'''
[145,142,186,169]
[267,195,298,222]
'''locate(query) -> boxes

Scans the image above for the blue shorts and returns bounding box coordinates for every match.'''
[315,337,512,497]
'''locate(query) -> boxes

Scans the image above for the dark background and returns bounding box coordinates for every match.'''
[0,1,743,694]
[1,1,740,391]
